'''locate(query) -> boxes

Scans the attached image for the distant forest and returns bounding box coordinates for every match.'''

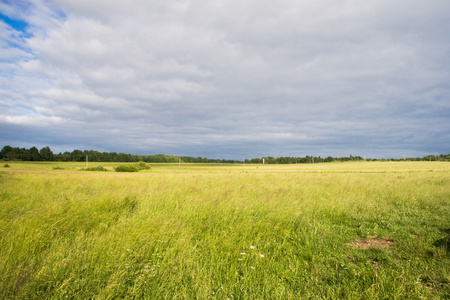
[1,145,449,164]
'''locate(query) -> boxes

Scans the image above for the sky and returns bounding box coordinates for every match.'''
[1,0,449,159]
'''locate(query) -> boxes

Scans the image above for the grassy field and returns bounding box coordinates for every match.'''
[0,161,449,299]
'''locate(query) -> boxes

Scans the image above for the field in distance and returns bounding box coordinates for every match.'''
[1,161,449,299]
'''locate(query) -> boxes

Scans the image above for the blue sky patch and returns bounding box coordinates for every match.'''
[0,12,28,32]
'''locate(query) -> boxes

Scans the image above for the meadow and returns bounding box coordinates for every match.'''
[0,161,449,299]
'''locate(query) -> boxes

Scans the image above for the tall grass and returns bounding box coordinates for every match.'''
[0,162,449,299]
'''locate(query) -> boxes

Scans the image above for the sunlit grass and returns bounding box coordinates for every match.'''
[1,161,449,298]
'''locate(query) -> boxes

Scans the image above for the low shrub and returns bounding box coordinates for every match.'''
[4,164,10,168]
[135,161,151,170]
[114,162,151,172]
[114,165,139,172]
[84,166,108,171]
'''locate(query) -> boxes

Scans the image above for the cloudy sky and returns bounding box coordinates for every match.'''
[1,0,449,159]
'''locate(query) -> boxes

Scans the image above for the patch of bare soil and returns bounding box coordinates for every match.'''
[371,260,381,269]
[348,236,395,249]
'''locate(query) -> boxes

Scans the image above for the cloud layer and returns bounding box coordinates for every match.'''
[1,0,449,158]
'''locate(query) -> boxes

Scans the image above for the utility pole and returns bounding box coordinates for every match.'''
[86,155,88,169]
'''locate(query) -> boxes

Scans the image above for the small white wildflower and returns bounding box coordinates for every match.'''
[250,246,256,249]
[250,266,255,269]
[240,252,247,255]
[126,249,131,251]
[260,254,264,257]
[238,258,243,261]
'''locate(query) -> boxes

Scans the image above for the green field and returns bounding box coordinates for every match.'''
[1,161,449,299]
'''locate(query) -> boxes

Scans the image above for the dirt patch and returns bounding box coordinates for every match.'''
[348,236,395,249]
[371,260,381,269]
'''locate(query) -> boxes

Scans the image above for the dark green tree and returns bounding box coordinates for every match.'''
[39,146,54,161]
[0,145,13,160]
[69,150,84,162]
[29,147,40,161]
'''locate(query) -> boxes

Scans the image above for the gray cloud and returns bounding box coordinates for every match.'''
[1,0,449,158]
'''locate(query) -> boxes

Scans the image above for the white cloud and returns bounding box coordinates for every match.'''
[1,0,449,158]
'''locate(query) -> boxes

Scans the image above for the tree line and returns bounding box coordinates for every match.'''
[0,145,240,163]
[244,154,450,164]
[1,145,449,163]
